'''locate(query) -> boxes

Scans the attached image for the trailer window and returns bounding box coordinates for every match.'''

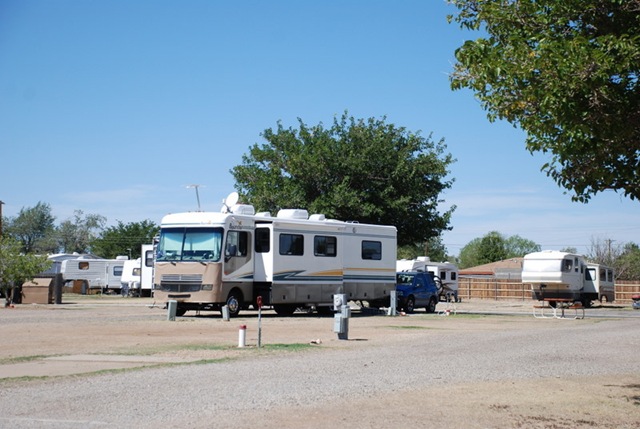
[314,236,337,257]
[255,228,270,253]
[113,266,123,276]
[362,240,382,260]
[79,261,90,270]
[279,233,304,256]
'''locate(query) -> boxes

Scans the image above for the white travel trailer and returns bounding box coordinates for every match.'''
[585,262,615,303]
[153,194,397,317]
[522,250,615,307]
[41,253,101,276]
[60,256,128,294]
[397,256,459,302]
[120,244,155,297]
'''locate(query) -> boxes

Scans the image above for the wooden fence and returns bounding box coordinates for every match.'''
[458,277,640,304]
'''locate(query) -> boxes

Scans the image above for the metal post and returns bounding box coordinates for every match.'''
[388,290,397,316]
[167,300,177,321]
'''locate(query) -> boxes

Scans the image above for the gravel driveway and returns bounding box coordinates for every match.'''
[0,298,638,428]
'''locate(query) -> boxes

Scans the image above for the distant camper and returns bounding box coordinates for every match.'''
[120,244,155,297]
[522,250,615,307]
[60,256,128,294]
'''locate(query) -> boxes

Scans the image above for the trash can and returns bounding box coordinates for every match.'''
[632,295,640,310]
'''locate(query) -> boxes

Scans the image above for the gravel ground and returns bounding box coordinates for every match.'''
[0,297,639,428]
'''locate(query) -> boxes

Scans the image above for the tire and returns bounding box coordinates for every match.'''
[224,290,242,317]
[175,307,187,317]
[273,304,297,316]
[426,298,437,313]
[405,297,415,314]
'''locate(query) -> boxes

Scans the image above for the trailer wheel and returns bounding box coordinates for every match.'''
[405,297,415,314]
[224,290,242,317]
[426,297,437,313]
[175,307,187,317]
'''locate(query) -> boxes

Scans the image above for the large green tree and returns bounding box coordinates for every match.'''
[458,231,540,268]
[231,112,456,246]
[448,0,640,202]
[91,220,159,259]
[57,210,106,254]
[4,202,57,253]
[0,237,51,301]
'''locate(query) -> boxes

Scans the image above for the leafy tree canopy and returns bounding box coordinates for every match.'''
[90,220,159,259]
[58,210,106,254]
[231,112,456,246]
[0,237,51,299]
[398,236,449,262]
[4,202,57,253]
[458,231,540,268]
[448,0,640,202]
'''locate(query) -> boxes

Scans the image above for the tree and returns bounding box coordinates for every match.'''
[90,220,159,259]
[0,236,51,301]
[616,242,640,280]
[504,234,541,257]
[231,112,456,246]
[57,210,106,254]
[398,236,449,262]
[4,202,57,253]
[458,231,540,268]
[448,0,640,202]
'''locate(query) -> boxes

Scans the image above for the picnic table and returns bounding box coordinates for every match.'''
[533,298,584,319]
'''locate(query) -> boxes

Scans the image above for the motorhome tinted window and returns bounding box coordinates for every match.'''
[226,231,249,257]
[314,236,337,257]
[362,240,382,260]
[156,227,223,262]
[255,228,270,253]
[279,234,303,256]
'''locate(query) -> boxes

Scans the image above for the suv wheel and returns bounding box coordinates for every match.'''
[426,298,437,313]
[405,297,415,314]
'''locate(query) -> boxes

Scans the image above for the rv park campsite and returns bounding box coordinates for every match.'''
[0,296,639,429]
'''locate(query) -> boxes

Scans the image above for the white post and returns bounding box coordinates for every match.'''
[238,324,247,347]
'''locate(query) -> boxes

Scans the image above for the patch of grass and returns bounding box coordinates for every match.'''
[260,343,314,351]
[0,355,56,365]
[388,325,432,330]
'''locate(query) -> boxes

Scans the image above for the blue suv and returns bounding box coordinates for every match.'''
[396,272,439,313]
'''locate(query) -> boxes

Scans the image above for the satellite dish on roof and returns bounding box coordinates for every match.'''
[222,191,239,213]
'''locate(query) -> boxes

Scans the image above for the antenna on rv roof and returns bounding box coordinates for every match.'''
[222,191,239,213]
[186,184,203,211]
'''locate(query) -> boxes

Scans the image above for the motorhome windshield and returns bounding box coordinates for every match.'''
[156,227,223,262]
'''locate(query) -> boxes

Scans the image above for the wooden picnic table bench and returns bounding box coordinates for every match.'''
[533,298,584,319]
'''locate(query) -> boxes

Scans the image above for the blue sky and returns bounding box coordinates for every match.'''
[1,0,638,257]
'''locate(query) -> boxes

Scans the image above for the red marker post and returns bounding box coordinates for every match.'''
[256,296,263,348]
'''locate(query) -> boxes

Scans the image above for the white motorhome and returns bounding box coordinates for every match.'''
[60,256,128,294]
[397,257,459,302]
[120,244,155,297]
[153,194,397,317]
[522,250,615,306]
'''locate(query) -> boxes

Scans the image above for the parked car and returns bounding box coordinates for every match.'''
[396,272,439,313]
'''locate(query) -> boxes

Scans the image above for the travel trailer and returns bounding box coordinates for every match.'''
[522,250,615,307]
[60,256,128,294]
[397,256,459,302]
[120,244,155,297]
[153,193,397,317]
